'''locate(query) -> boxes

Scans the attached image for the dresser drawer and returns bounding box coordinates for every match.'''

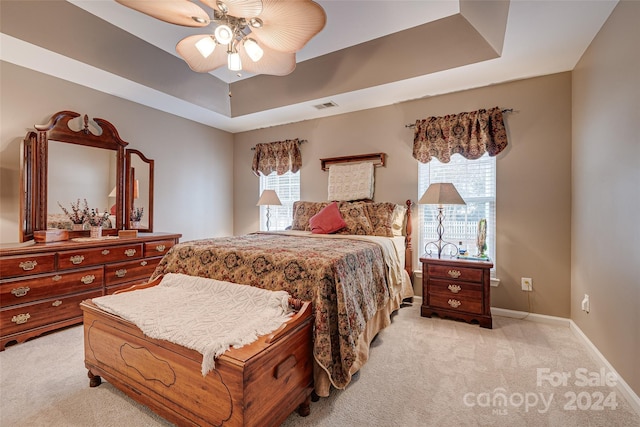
[427,264,483,283]
[428,293,483,315]
[0,267,103,307]
[428,279,482,300]
[0,290,102,335]
[104,257,160,286]
[144,240,175,257]
[0,253,56,279]
[58,244,143,270]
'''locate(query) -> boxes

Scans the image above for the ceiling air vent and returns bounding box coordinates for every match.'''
[313,101,338,110]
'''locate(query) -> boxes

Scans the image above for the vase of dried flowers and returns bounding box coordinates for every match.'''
[58,199,89,230]
[87,208,109,238]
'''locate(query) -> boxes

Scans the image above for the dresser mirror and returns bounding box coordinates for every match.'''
[19,111,154,242]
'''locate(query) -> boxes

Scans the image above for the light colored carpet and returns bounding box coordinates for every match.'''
[1,299,638,426]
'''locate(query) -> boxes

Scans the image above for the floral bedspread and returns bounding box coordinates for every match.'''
[150,233,390,390]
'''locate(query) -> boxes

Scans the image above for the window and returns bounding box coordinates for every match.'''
[418,153,496,272]
[259,171,300,231]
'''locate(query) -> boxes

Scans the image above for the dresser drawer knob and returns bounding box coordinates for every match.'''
[140,261,148,266]
[81,275,96,284]
[447,299,462,308]
[12,313,30,325]
[10,286,30,297]
[124,249,137,257]
[155,245,166,252]
[101,249,110,255]
[70,255,85,265]
[52,275,62,282]
[447,284,462,294]
[447,269,461,278]
[115,269,127,278]
[52,300,62,307]
[19,260,37,271]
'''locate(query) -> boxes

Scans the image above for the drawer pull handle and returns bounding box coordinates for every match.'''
[81,275,96,284]
[12,313,30,325]
[448,284,462,294]
[124,249,137,257]
[11,286,30,297]
[155,245,166,252]
[140,261,148,266]
[52,300,62,307]
[70,255,85,265]
[101,249,110,255]
[19,260,37,271]
[115,269,127,278]
[448,299,462,308]
[52,275,62,282]
[447,269,461,279]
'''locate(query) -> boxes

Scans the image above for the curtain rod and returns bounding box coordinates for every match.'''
[404,108,513,128]
[251,139,307,150]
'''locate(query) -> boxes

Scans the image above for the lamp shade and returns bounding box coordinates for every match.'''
[419,183,466,206]
[257,189,282,206]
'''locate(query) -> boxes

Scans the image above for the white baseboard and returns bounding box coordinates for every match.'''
[491,306,640,418]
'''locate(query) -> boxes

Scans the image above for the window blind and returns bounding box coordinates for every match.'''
[418,153,496,271]
[259,171,300,231]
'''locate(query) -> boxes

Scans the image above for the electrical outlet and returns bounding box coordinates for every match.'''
[521,277,533,291]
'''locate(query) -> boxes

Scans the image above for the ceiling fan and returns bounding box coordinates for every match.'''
[116,0,327,76]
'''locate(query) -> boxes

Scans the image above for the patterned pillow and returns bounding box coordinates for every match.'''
[364,202,398,237]
[291,201,328,231]
[336,202,374,235]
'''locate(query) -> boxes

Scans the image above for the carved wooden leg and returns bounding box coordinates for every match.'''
[88,370,102,387]
[311,390,320,402]
[297,395,311,417]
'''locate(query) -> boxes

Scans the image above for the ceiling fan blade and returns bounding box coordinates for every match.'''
[238,43,296,76]
[249,0,326,53]
[115,0,210,27]
[176,35,227,72]
[199,0,263,18]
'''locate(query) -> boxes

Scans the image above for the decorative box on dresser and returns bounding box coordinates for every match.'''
[0,232,181,350]
[420,254,493,328]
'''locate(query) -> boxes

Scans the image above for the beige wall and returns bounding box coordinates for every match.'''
[233,72,573,318]
[572,0,640,395]
[0,62,235,244]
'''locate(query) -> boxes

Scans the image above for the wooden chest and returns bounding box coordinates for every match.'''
[420,255,493,328]
[81,279,314,427]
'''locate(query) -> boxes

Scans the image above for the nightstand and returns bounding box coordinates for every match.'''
[420,254,494,328]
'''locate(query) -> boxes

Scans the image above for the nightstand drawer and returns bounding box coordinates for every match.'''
[428,279,482,299]
[427,264,483,282]
[428,294,483,315]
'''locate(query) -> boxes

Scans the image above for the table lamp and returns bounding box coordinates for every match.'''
[419,183,466,258]
[257,190,282,231]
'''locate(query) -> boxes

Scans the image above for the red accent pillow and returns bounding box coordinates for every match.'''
[309,202,347,234]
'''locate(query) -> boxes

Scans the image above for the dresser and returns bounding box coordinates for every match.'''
[0,232,181,350]
[420,255,493,328]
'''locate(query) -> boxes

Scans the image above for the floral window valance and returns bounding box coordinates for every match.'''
[252,139,302,176]
[412,107,508,163]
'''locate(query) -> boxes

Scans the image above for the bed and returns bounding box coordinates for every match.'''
[149,199,415,397]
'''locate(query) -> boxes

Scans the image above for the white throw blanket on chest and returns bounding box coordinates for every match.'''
[92,273,293,376]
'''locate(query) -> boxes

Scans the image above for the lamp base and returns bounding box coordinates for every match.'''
[425,240,459,258]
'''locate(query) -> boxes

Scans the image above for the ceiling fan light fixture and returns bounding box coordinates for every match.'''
[244,38,264,62]
[249,17,263,28]
[216,1,229,14]
[214,24,234,45]
[195,36,216,58]
[228,52,242,71]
